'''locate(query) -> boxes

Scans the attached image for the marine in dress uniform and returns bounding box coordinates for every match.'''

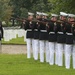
[42,13,49,62]
[39,12,49,62]
[24,12,34,58]
[0,21,3,53]
[33,12,42,60]
[42,13,49,63]
[65,14,74,69]
[47,14,58,65]
[71,16,75,69]
[57,12,68,66]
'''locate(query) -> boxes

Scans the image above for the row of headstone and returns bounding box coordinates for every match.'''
[3,28,26,42]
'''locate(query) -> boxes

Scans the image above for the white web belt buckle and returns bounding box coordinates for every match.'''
[66,33,73,35]
[58,32,63,34]
[49,32,55,34]
[40,30,47,32]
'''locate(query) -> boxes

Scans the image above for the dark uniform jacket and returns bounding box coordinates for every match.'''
[24,20,34,39]
[0,24,3,40]
[33,18,42,39]
[38,19,49,40]
[57,21,66,43]
[65,23,73,44]
[47,21,57,42]
[71,24,75,44]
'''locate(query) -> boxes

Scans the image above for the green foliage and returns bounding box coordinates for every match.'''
[49,0,75,14]
[9,0,52,18]
[1,0,75,27]
[0,0,12,21]
[9,0,75,18]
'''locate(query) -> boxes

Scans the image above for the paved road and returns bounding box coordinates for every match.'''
[1,45,27,54]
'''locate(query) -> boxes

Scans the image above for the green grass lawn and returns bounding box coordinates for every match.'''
[2,36,26,45]
[0,54,75,75]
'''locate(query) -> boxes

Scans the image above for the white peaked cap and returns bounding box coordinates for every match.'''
[42,12,48,16]
[51,14,58,17]
[68,14,75,17]
[60,12,68,16]
[28,12,34,15]
[36,12,42,15]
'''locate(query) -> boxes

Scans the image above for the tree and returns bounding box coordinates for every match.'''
[48,0,75,14]
[9,0,53,18]
[0,0,12,25]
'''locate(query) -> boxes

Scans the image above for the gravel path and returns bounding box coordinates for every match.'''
[1,45,27,54]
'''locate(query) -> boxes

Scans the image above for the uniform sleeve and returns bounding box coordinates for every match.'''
[71,26,75,36]
[46,23,50,33]
[54,22,60,33]
[64,23,68,33]
[31,21,36,31]
[46,22,51,33]
[1,27,3,38]
[61,22,67,34]
[37,22,41,31]
[24,21,29,30]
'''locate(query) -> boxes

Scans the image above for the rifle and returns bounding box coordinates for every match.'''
[16,17,32,22]
[31,19,52,25]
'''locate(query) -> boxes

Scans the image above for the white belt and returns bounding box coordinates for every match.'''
[58,32,63,34]
[34,29,38,31]
[27,29,32,31]
[40,30,47,32]
[66,33,73,35]
[49,32,55,34]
